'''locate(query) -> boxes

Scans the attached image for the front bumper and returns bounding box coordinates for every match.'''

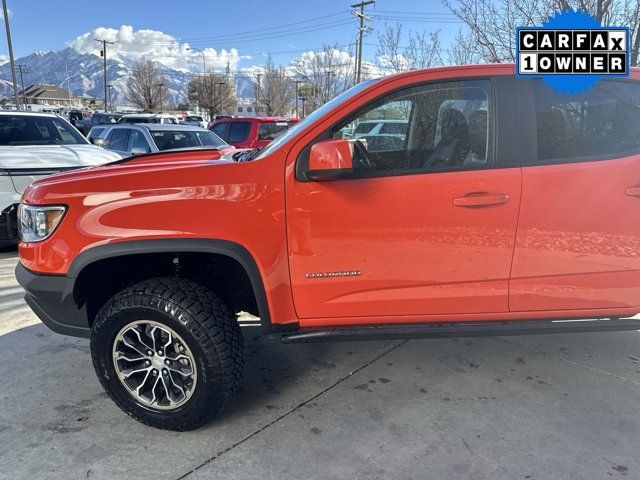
[15,263,90,338]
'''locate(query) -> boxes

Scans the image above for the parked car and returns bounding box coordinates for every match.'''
[16,64,640,431]
[86,124,114,145]
[0,111,120,245]
[210,116,299,149]
[101,124,229,157]
[118,114,179,125]
[182,115,208,129]
[75,112,122,136]
[348,119,409,152]
[67,110,86,128]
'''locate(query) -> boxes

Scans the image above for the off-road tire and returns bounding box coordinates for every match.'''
[91,277,244,431]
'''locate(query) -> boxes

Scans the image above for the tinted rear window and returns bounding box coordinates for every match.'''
[151,130,226,151]
[257,122,290,141]
[228,121,251,143]
[534,80,640,161]
[122,117,160,124]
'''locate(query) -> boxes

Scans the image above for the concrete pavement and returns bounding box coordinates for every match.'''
[1,250,639,479]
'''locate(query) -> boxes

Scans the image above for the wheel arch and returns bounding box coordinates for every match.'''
[67,238,273,332]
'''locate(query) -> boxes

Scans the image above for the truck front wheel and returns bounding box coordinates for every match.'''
[90,277,244,431]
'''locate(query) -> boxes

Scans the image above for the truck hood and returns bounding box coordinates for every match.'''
[0,144,121,169]
[24,149,236,194]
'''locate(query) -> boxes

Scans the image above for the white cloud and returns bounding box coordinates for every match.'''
[69,25,247,72]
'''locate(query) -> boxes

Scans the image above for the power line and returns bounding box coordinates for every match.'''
[176,10,351,43]
[134,19,356,48]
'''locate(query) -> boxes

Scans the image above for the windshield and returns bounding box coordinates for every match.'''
[151,130,227,151]
[0,115,88,146]
[255,78,378,159]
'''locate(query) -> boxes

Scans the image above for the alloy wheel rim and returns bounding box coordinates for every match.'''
[112,320,197,411]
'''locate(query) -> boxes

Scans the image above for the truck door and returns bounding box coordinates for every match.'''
[510,78,640,312]
[286,75,523,324]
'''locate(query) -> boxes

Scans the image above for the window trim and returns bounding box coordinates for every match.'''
[520,77,640,167]
[295,76,512,182]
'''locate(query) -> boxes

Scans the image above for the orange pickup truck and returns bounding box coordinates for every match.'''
[16,64,640,430]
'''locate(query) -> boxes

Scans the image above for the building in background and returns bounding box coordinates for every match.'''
[235,97,266,117]
[18,84,82,109]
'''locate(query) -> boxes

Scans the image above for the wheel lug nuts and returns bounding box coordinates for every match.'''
[157,351,163,356]
[162,369,168,375]
[165,359,170,365]
[147,350,153,356]
[152,370,158,375]
[145,360,151,366]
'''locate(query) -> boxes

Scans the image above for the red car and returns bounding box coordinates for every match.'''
[16,64,640,430]
[209,116,299,149]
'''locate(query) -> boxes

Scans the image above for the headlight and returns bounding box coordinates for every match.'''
[18,204,66,243]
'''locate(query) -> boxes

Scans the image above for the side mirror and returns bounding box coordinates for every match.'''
[305,138,354,181]
[130,147,148,156]
[93,138,106,148]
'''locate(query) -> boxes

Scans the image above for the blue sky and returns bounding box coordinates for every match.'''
[2,0,460,68]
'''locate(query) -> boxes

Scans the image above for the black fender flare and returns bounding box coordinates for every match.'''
[67,238,273,331]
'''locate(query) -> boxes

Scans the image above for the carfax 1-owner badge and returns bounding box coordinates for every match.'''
[516,9,630,95]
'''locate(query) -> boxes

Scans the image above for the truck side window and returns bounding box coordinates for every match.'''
[333,79,493,174]
[533,80,640,162]
[228,121,251,143]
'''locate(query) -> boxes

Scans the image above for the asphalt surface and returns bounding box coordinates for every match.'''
[1,250,640,479]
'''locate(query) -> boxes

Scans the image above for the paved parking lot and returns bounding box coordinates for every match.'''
[1,250,640,479]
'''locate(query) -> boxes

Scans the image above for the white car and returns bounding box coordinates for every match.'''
[182,115,208,129]
[0,111,121,246]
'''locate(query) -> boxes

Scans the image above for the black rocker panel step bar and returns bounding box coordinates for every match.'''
[280,318,640,344]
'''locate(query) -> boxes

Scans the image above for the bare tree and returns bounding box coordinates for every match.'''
[254,56,295,116]
[292,44,356,111]
[444,0,640,66]
[449,29,483,65]
[126,60,168,112]
[188,72,236,120]
[376,23,443,73]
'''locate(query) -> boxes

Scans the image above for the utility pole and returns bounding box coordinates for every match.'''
[254,74,261,117]
[156,83,165,114]
[108,84,114,112]
[324,70,334,103]
[351,0,374,84]
[2,0,19,109]
[17,65,28,109]
[300,97,306,118]
[293,79,302,118]
[215,81,226,115]
[95,38,114,112]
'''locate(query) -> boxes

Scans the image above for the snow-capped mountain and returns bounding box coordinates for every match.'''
[0,47,254,107]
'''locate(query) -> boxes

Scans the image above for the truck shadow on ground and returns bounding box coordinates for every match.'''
[2,320,640,433]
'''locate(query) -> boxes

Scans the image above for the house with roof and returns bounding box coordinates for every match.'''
[18,84,82,108]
